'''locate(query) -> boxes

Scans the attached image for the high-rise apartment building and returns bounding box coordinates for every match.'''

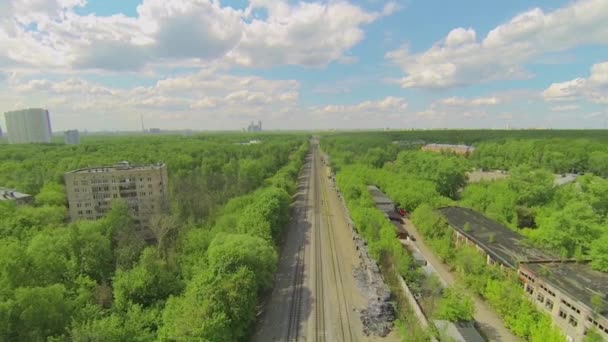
[64,161,169,233]
[64,130,80,145]
[4,108,52,144]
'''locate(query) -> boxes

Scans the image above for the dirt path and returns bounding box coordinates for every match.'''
[402,218,520,342]
[252,143,400,342]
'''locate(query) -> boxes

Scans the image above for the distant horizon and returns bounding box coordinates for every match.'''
[1,0,607,130]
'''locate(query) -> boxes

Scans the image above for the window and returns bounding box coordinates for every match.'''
[78,210,83,215]
[113,194,118,199]
[140,178,143,182]
[75,188,80,193]
[559,309,567,319]
[568,315,578,327]
[85,210,92,214]
[148,177,152,182]
[545,299,554,310]
[526,284,534,295]
[540,284,556,297]
[81,180,88,185]
[76,203,82,208]
[537,294,544,303]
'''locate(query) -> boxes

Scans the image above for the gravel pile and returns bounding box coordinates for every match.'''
[360,301,396,337]
[352,233,396,337]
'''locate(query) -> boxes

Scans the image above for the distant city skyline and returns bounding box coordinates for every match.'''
[0,0,607,131]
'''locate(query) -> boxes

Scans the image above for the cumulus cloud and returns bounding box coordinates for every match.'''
[231,1,379,67]
[551,104,579,112]
[3,69,301,130]
[438,96,501,106]
[543,61,608,104]
[386,0,608,88]
[315,96,407,115]
[0,0,384,72]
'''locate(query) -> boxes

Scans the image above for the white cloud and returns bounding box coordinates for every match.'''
[551,104,579,112]
[386,0,608,88]
[543,61,608,104]
[0,0,383,72]
[2,69,301,130]
[231,1,379,67]
[438,96,501,106]
[315,96,407,115]
[381,2,400,16]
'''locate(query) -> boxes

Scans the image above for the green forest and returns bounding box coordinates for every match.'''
[321,130,608,341]
[2,130,607,341]
[0,133,308,341]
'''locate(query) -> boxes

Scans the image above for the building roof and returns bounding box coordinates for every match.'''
[368,185,394,205]
[423,143,475,151]
[522,262,608,320]
[553,173,579,186]
[0,188,32,201]
[438,206,557,269]
[66,161,166,174]
[434,320,485,342]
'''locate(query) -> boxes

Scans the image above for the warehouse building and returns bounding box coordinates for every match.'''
[438,206,608,342]
[0,188,33,205]
[421,143,475,155]
[64,161,169,234]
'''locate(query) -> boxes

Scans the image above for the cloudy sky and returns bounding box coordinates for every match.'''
[0,0,607,131]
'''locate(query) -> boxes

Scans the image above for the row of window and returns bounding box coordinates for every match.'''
[587,316,608,335]
[539,284,556,297]
[561,299,581,314]
[521,271,535,283]
[76,177,155,186]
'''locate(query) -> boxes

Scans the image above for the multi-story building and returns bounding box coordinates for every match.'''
[64,130,80,145]
[247,120,262,132]
[64,161,169,233]
[4,108,52,144]
[438,206,608,342]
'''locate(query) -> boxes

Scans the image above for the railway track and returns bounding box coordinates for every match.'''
[320,170,354,342]
[313,148,326,342]
[286,244,305,341]
[286,160,310,342]
[317,149,355,342]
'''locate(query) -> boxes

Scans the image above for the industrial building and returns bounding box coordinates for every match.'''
[4,108,52,144]
[0,188,33,205]
[64,161,169,234]
[438,206,608,342]
[64,130,80,145]
[421,144,475,155]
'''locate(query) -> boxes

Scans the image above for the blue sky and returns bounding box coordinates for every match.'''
[1,0,607,131]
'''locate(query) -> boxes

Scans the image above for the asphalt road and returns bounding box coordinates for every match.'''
[252,143,399,342]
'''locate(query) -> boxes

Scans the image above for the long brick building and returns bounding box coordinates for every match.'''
[439,206,608,342]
